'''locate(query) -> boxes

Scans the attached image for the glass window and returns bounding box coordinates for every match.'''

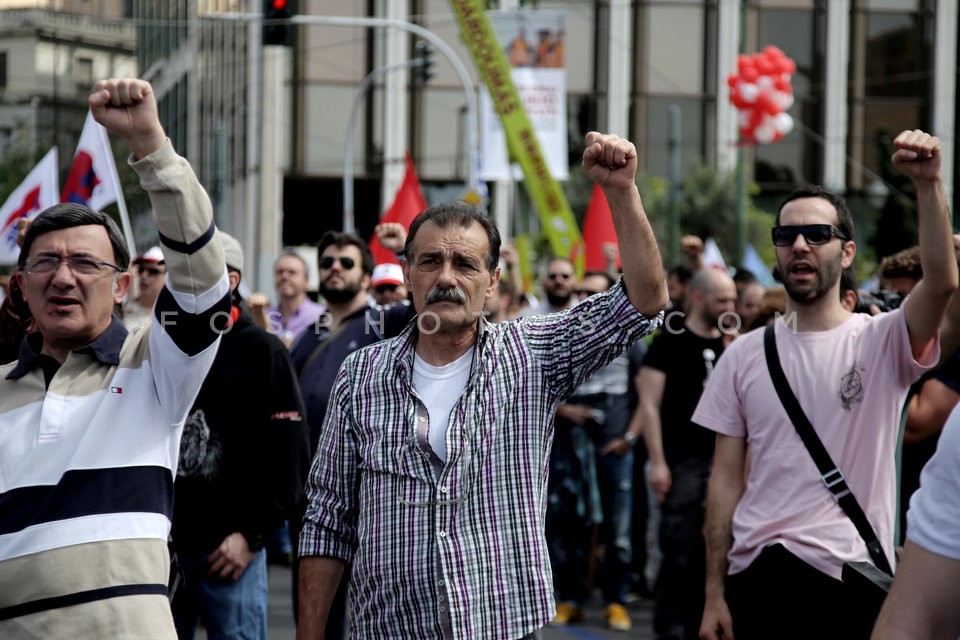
[645,97,703,178]
[865,13,931,98]
[860,102,923,177]
[868,0,920,9]
[753,8,819,187]
[75,57,93,88]
[646,5,705,94]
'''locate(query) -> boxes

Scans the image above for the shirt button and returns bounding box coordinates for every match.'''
[419,416,426,422]
[439,530,446,538]
[439,580,444,586]
[439,485,448,494]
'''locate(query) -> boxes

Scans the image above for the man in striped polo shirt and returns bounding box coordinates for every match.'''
[0,78,231,638]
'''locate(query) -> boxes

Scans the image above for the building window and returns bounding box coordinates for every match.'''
[753,6,821,189]
[76,57,93,89]
[849,1,932,190]
[0,52,7,89]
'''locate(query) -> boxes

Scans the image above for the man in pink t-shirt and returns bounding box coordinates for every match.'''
[694,129,957,640]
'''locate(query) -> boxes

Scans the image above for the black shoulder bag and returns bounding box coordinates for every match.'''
[763,324,892,626]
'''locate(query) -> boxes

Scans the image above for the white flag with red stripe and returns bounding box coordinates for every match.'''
[62,110,122,211]
[0,146,59,265]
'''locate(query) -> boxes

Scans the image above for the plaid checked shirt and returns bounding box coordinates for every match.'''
[300,281,662,639]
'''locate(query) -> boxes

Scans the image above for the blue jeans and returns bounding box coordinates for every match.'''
[595,448,634,604]
[172,549,268,640]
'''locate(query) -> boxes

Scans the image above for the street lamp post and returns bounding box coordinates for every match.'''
[343,58,425,234]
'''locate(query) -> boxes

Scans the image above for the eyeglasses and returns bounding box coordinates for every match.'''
[137,264,165,276]
[375,284,399,293]
[547,272,572,281]
[395,411,477,508]
[23,255,123,275]
[771,224,849,247]
[319,256,356,270]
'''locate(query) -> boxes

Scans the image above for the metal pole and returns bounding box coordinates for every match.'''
[343,59,424,234]
[734,0,748,268]
[211,12,481,195]
[667,105,682,267]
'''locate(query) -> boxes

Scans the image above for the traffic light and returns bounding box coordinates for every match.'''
[414,41,436,86]
[263,0,295,47]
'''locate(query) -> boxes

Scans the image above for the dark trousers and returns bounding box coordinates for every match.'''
[653,458,709,640]
[725,544,872,640]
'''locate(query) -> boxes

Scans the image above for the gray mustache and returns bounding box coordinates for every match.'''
[426,287,467,304]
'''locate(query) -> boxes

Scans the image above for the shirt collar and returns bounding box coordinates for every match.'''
[6,317,129,380]
[390,314,493,375]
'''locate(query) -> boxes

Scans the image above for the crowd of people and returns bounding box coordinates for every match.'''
[1,76,959,640]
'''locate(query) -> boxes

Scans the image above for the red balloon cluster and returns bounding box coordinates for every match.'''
[728,45,796,145]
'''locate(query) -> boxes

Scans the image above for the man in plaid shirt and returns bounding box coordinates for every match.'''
[297,132,668,639]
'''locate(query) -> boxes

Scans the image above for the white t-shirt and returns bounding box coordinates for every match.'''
[692,311,936,579]
[413,349,473,463]
[906,402,960,560]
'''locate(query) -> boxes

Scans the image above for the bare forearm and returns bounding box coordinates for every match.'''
[703,489,736,598]
[640,404,665,466]
[607,187,668,316]
[703,452,745,599]
[297,556,346,639]
[872,541,960,639]
[916,178,957,294]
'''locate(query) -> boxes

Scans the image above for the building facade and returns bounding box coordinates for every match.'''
[134,0,958,291]
[0,2,134,168]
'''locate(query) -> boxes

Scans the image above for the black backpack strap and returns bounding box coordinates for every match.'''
[763,324,893,576]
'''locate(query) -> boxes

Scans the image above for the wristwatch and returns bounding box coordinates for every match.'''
[623,432,638,447]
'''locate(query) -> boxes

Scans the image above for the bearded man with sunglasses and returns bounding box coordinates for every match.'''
[0,79,230,637]
[695,130,958,640]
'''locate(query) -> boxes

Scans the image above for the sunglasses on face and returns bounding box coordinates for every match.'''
[547,272,572,281]
[137,264,164,276]
[375,284,399,294]
[771,224,849,247]
[319,256,356,270]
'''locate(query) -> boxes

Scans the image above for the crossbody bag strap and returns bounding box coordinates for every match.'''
[299,321,352,380]
[763,324,893,576]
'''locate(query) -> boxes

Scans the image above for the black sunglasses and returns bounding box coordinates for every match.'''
[319,256,356,270]
[771,224,849,247]
[137,264,164,276]
[375,284,399,293]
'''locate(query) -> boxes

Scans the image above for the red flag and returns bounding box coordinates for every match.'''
[370,153,428,265]
[576,183,620,274]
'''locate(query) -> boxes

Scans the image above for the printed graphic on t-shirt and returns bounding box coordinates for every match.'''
[178,409,223,478]
[838,362,865,411]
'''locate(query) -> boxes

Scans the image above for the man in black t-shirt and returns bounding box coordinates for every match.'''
[638,268,736,640]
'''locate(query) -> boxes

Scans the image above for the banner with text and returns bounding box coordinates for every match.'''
[449,0,581,265]
[480,10,568,181]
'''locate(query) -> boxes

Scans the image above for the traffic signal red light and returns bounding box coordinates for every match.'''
[263,0,295,47]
